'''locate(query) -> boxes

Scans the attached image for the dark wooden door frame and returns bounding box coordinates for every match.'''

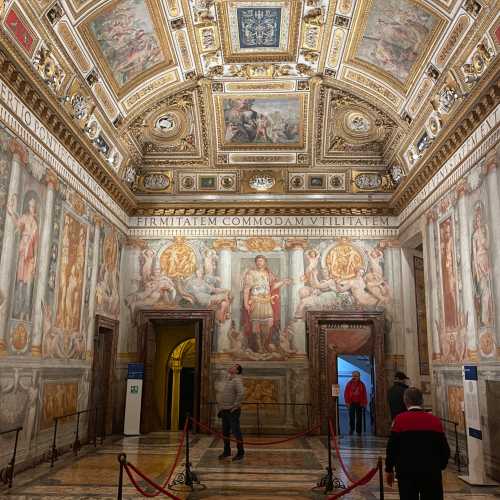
[306,309,389,436]
[136,308,215,434]
[89,315,119,437]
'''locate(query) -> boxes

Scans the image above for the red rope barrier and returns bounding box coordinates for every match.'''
[123,418,188,498]
[125,463,181,499]
[327,464,379,499]
[328,418,357,483]
[191,416,321,446]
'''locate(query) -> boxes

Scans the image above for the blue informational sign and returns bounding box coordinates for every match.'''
[469,427,483,440]
[464,365,478,381]
[127,363,145,380]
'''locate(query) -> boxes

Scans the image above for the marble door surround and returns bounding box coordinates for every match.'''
[306,310,389,436]
[135,308,215,434]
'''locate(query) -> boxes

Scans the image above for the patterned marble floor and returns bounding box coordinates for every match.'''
[1,432,500,499]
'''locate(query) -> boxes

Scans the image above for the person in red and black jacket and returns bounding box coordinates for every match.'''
[385,387,450,500]
[344,371,368,435]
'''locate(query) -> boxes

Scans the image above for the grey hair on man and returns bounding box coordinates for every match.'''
[403,387,423,408]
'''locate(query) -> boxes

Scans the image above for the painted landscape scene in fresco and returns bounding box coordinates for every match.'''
[89,0,164,86]
[221,96,302,146]
[123,237,393,362]
[356,0,438,82]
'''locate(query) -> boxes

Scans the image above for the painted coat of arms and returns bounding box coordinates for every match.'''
[237,8,281,48]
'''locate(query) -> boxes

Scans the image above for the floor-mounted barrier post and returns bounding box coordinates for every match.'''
[0,426,22,488]
[317,418,335,493]
[117,453,126,500]
[378,456,384,500]
[50,418,59,467]
[73,411,81,456]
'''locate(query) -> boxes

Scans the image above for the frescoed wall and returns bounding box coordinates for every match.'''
[424,147,500,365]
[0,122,123,469]
[122,236,395,358]
[422,141,500,478]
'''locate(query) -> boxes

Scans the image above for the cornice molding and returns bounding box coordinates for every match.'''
[390,67,500,215]
[0,32,137,214]
[134,202,393,216]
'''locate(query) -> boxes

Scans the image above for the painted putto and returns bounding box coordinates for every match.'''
[123,237,393,361]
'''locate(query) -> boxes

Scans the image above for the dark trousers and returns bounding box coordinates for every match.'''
[349,403,363,434]
[221,409,244,455]
[397,473,444,500]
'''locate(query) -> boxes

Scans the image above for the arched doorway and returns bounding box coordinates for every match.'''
[166,338,196,430]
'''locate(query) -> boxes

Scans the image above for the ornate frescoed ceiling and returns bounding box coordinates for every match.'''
[0,0,498,214]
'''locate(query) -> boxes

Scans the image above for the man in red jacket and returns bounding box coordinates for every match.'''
[344,371,367,435]
[385,387,450,499]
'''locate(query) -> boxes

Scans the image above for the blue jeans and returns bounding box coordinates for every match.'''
[221,409,244,455]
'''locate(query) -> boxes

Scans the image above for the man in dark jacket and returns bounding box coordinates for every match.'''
[385,387,450,500]
[388,371,409,420]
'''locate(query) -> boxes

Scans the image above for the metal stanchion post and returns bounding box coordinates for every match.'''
[73,412,81,455]
[50,418,59,467]
[453,422,461,472]
[94,407,98,447]
[169,414,203,491]
[117,453,126,500]
[378,456,384,500]
[315,419,345,493]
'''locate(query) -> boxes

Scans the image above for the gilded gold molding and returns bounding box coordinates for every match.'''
[0,32,136,214]
[79,0,175,98]
[345,0,446,93]
[217,0,301,63]
[391,75,500,214]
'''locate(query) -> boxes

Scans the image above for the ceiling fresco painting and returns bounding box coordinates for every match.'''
[219,95,304,148]
[353,0,442,85]
[0,0,497,214]
[81,0,174,95]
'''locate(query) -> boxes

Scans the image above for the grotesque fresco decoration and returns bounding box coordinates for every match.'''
[42,196,90,359]
[414,256,430,375]
[55,214,86,332]
[0,126,13,263]
[124,237,393,361]
[96,223,121,319]
[8,191,40,322]
[428,152,499,363]
[471,201,494,329]
[0,370,39,450]
[40,382,78,430]
[439,217,459,332]
[88,0,164,86]
[356,0,438,83]
[220,96,302,146]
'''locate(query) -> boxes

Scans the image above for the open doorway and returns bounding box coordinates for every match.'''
[136,308,214,434]
[337,354,375,435]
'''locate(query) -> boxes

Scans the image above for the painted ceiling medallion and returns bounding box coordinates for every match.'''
[155,114,176,131]
[345,111,371,134]
[249,173,276,191]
